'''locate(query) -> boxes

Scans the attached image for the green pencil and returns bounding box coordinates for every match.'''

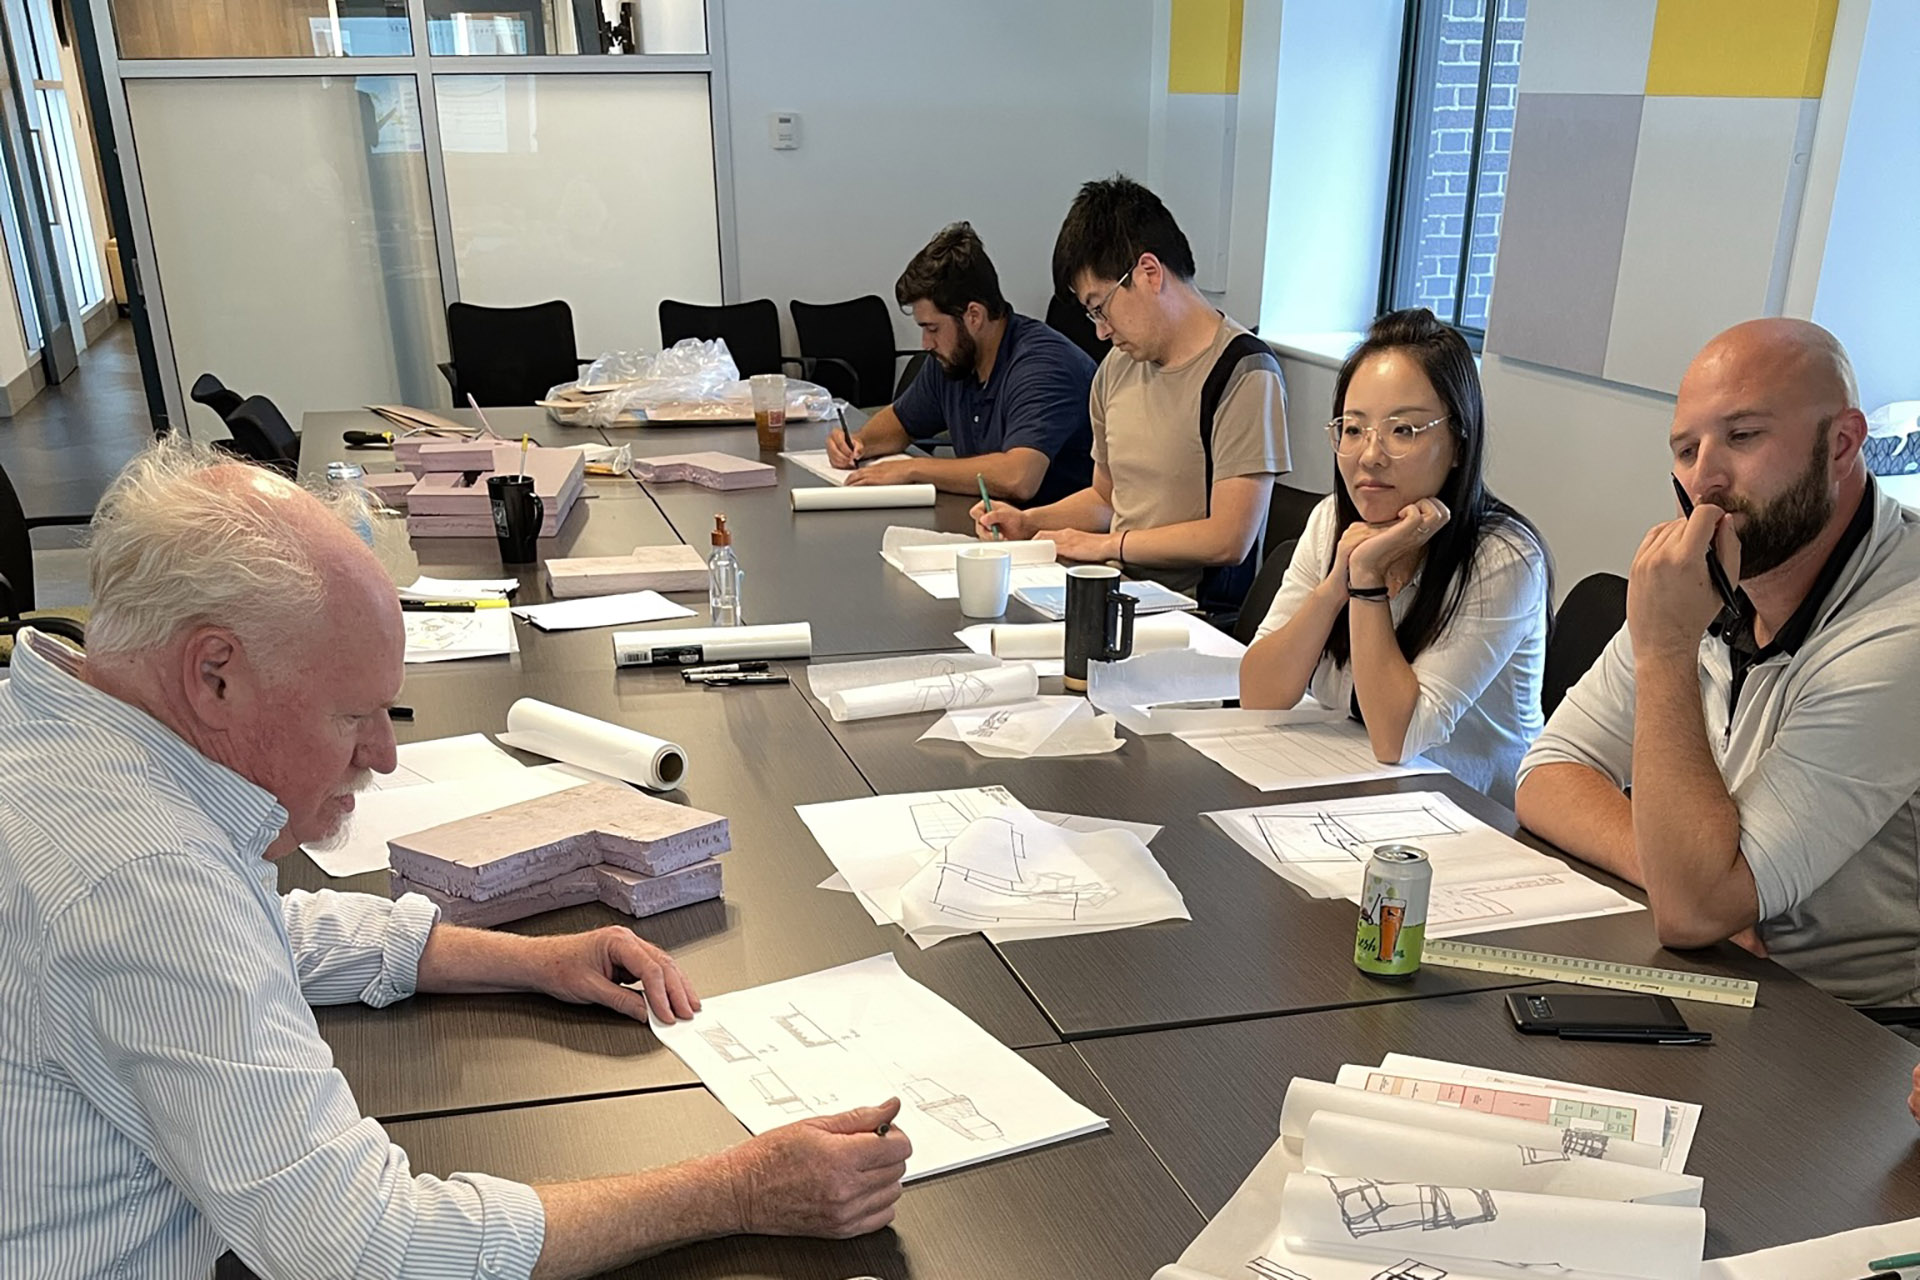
[976,473,1003,540]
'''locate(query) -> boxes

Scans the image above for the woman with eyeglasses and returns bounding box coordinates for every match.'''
[1239,308,1551,803]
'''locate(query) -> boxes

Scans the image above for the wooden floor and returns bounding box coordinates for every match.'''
[0,322,156,608]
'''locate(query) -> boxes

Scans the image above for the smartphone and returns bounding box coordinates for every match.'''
[1506,991,1709,1044]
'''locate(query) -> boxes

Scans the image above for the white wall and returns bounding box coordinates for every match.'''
[721,0,1155,348]
[0,247,31,387]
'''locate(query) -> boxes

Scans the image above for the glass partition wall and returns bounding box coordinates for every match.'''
[81,0,729,434]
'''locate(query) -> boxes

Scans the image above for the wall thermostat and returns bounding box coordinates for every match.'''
[769,112,801,150]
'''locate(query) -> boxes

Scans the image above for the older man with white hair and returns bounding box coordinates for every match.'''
[1516,318,1920,1022]
[0,442,910,1279]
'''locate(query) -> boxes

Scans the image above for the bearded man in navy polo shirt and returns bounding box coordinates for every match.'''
[826,222,1097,506]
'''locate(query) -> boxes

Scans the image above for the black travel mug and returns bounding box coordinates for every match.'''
[1063,565,1137,692]
[487,473,544,564]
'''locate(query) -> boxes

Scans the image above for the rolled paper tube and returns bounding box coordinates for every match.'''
[498,698,688,791]
[791,484,937,510]
[989,614,1193,660]
[613,622,813,667]
[826,664,1040,723]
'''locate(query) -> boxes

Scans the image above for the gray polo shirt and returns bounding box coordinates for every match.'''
[1518,482,1920,1010]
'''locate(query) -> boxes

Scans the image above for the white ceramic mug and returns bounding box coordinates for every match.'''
[955,546,1013,618]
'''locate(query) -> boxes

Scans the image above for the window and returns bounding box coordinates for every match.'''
[1379,0,1527,341]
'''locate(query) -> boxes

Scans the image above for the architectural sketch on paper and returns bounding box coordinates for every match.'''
[1327,1178,1498,1236]
[962,707,1019,739]
[1254,801,1464,865]
[1559,1128,1614,1159]
[928,817,1117,924]
[1426,874,1569,926]
[1246,1262,1315,1280]
[1517,1145,1574,1166]
[898,1074,1004,1141]
[1371,1263,1449,1280]
[908,790,1014,849]
[912,669,998,714]
[697,1023,757,1064]
[772,1005,847,1049]
[749,1069,812,1116]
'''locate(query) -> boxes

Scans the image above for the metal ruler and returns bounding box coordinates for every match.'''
[1422,938,1760,1007]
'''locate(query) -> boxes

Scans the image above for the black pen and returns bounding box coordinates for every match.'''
[837,406,860,470]
[386,706,414,721]
[1557,1028,1713,1045]
[1670,474,1741,616]
[680,661,771,678]
[695,672,790,687]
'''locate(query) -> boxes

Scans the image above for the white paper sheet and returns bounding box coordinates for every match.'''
[896,809,1188,947]
[1700,1216,1920,1279]
[399,575,517,602]
[367,733,525,791]
[797,786,1029,923]
[919,697,1126,758]
[879,526,1058,577]
[816,807,1164,891]
[1343,1055,1698,1174]
[804,652,1003,701]
[826,664,1039,722]
[1204,791,1643,937]
[303,764,590,877]
[1013,578,1196,619]
[403,607,517,663]
[1177,719,1444,791]
[1088,649,1242,714]
[778,449,855,486]
[510,590,695,632]
[650,954,1107,1180]
[496,698,688,791]
[908,560,1068,601]
[953,612,1245,678]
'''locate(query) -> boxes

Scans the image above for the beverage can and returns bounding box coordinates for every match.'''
[1354,843,1431,979]
[325,460,365,485]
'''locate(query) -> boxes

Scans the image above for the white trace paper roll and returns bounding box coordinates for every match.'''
[1276,1171,1704,1280]
[1279,1078,1664,1169]
[1301,1112,1702,1206]
[826,663,1039,722]
[498,698,687,791]
[989,614,1193,660]
[612,621,813,666]
[896,538,1056,573]
[791,483,937,510]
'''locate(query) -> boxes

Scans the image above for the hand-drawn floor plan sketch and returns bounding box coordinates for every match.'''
[927,817,1118,925]
[1255,800,1465,865]
[1327,1178,1499,1236]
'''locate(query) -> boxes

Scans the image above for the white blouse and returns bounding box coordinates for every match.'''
[1252,495,1550,805]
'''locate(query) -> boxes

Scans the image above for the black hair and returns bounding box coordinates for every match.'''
[894,222,1009,321]
[1324,308,1551,668]
[1050,175,1197,299]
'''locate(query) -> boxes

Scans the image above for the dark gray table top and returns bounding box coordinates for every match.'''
[380,1045,1204,1279]
[1076,982,1920,1259]
[284,664,1057,1122]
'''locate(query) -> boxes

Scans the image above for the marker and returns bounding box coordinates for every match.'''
[976,473,1003,540]
[693,672,790,686]
[386,705,414,721]
[399,599,509,612]
[680,661,771,678]
[343,429,394,448]
[1556,1029,1713,1046]
[519,432,530,479]
[876,1121,891,1138]
[837,406,860,470]
[465,392,496,437]
[1670,474,1741,617]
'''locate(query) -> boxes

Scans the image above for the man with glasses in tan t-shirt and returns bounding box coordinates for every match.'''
[971,176,1290,621]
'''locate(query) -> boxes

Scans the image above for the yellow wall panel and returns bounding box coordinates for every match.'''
[1168,0,1243,96]
[1645,0,1838,98]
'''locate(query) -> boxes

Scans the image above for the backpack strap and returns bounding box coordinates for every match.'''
[1195,332,1282,621]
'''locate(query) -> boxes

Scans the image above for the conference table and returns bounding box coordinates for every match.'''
[263,403,1920,1278]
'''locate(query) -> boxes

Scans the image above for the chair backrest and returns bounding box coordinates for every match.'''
[894,350,931,401]
[446,300,581,406]
[1542,571,1628,719]
[0,462,35,616]
[1233,538,1296,646]
[224,395,302,471]
[1265,484,1323,557]
[1044,293,1112,365]
[658,298,785,378]
[190,372,244,423]
[790,295,899,406]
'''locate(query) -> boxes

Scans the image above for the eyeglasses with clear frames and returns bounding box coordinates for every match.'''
[1325,414,1450,458]
[1083,268,1133,326]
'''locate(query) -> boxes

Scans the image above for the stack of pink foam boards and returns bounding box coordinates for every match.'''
[545,545,712,598]
[404,443,586,538]
[388,782,728,927]
[631,452,777,490]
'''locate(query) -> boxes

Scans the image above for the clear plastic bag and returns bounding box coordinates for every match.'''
[542,338,837,428]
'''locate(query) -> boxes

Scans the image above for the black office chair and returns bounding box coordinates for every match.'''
[1541,572,1628,718]
[1265,484,1323,557]
[1232,538,1297,646]
[658,298,855,392]
[1045,293,1111,365]
[190,372,244,426]
[222,395,302,478]
[0,461,90,660]
[789,296,919,407]
[440,300,589,407]
[895,351,931,399]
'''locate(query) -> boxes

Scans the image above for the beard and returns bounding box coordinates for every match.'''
[306,768,376,852]
[935,326,979,380]
[1712,422,1834,578]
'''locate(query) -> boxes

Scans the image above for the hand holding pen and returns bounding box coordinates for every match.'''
[826,407,863,470]
[1627,476,1743,656]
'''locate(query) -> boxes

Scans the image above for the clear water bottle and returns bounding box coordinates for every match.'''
[708,513,742,626]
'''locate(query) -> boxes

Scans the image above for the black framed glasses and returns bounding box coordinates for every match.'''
[1083,268,1133,326]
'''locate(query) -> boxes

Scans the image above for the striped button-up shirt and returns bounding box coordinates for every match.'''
[0,632,546,1278]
